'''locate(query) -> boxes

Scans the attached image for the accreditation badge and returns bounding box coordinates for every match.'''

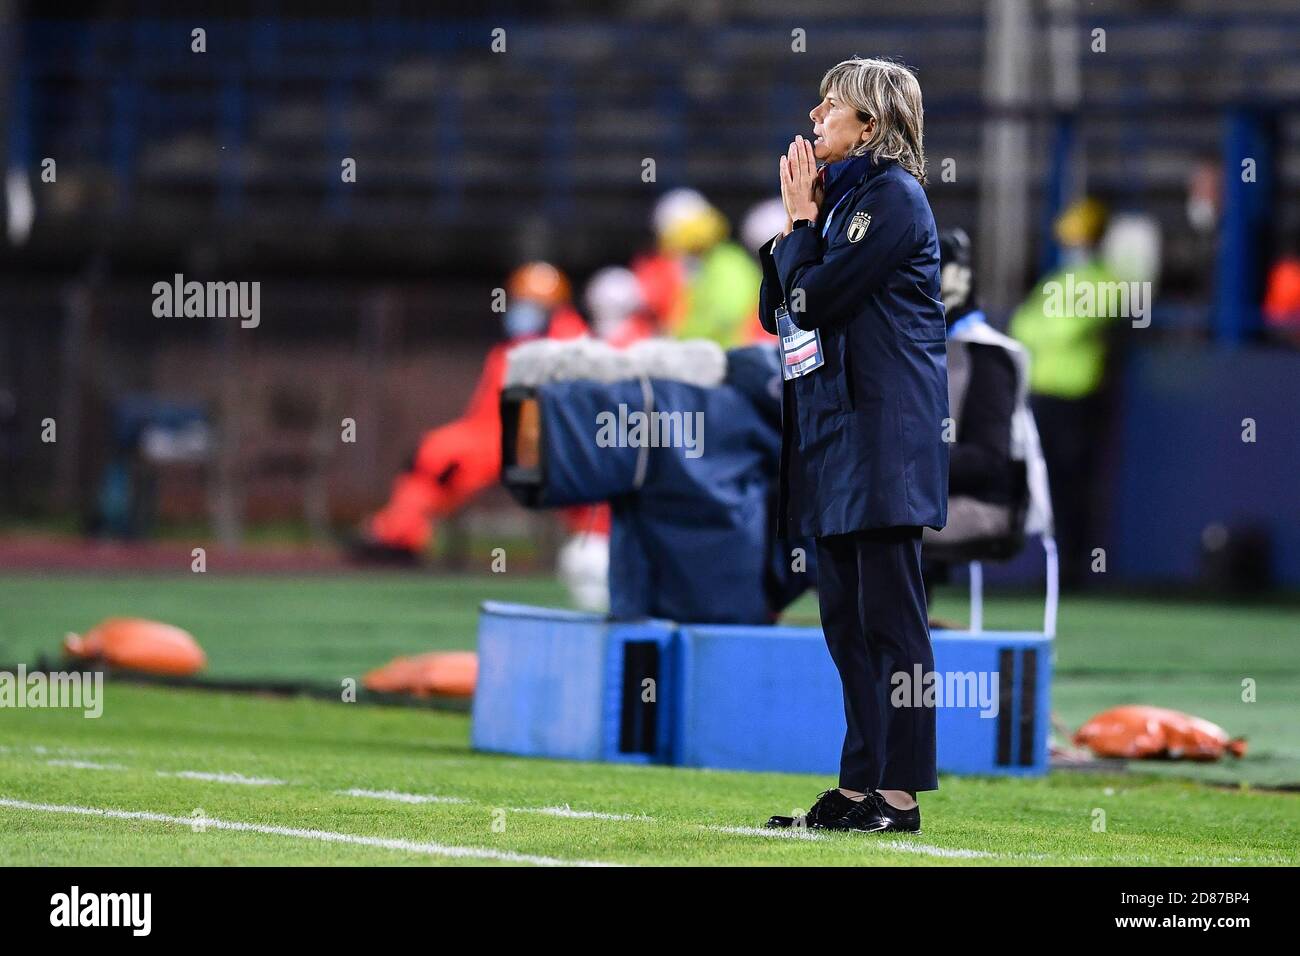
[776,305,824,380]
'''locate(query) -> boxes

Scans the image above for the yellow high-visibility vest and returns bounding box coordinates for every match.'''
[1009,260,1120,399]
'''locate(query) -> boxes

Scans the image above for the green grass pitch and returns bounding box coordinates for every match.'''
[0,572,1296,866]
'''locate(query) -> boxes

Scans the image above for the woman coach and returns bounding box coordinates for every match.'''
[758,58,949,833]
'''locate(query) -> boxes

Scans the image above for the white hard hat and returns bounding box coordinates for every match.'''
[652,188,711,238]
[584,266,646,339]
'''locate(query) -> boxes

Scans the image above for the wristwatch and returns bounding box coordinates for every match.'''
[791,218,816,231]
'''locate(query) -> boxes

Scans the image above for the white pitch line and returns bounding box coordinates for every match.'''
[874,839,994,859]
[337,788,469,805]
[24,756,644,821]
[337,791,646,820]
[2,744,119,757]
[707,825,823,840]
[0,797,618,867]
[156,770,286,786]
[509,805,651,821]
[703,825,995,857]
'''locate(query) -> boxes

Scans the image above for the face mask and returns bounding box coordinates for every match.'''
[593,311,624,341]
[1187,196,1217,234]
[504,302,548,339]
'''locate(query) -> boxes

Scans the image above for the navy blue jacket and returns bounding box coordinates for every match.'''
[758,154,949,538]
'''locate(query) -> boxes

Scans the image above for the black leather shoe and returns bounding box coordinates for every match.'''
[764,788,855,829]
[816,791,922,833]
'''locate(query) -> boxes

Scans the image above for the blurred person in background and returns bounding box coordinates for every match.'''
[352,261,594,564]
[1263,228,1300,347]
[1185,155,1222,294]
[551,265,659,612]
[631,189,692,334]
[1009,197,1121,588]
[584,265,657,348]
[923,228,1053,627]
[633,187,763,348]
[923,228,1020,557]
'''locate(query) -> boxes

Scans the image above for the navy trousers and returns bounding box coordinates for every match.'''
[814,525,939,793]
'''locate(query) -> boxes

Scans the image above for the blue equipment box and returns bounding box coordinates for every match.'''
[472,603,1053,776]
[471,602,676,764]
[675,625,1052,776]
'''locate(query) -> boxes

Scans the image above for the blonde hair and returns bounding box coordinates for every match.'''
[819,57,927,185]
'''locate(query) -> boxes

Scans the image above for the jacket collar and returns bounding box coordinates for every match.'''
[819,154,894,226]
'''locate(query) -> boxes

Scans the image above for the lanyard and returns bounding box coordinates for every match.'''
[822,192,852,239]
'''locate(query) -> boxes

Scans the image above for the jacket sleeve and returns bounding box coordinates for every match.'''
[770,178,916,332]
[756,233,785,336]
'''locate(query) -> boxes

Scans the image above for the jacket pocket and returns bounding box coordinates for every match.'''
[899,313,947,343]
[803,344,847,417]
[836,334,855,412]
[793,371,843,446]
